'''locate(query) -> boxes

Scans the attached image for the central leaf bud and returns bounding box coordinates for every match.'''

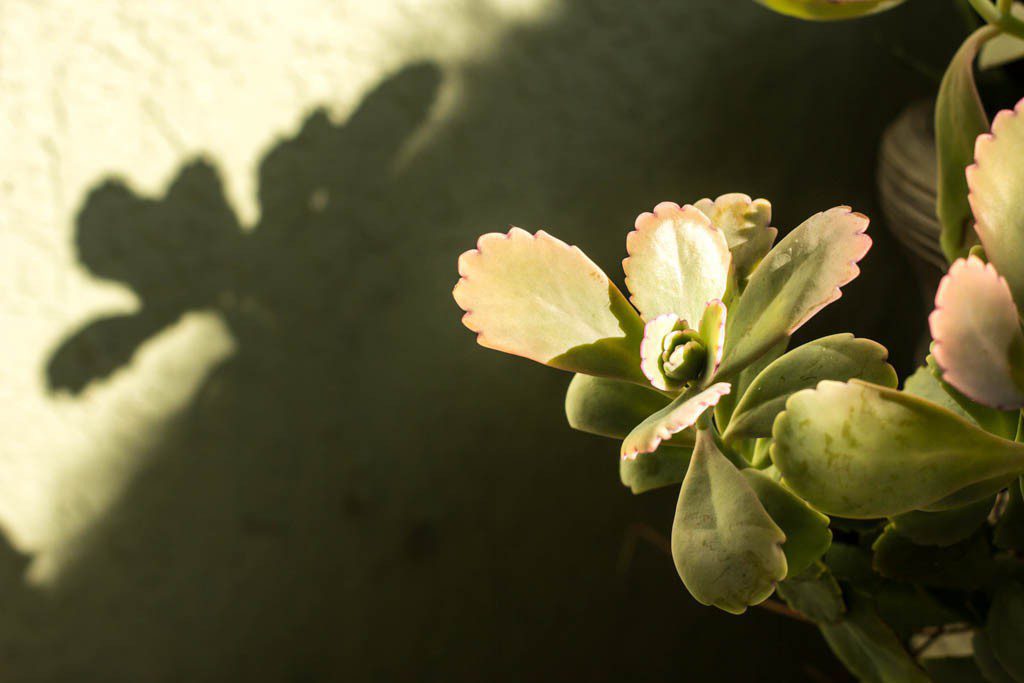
[661,328,708,384]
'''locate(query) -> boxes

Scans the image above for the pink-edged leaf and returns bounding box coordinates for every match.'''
[621,382,731,459]
[936,26,998,261]
[623,202,731,324]
[968,97,1024,307]
[454,227,645,382]
[716,207,871,380]
[639,314,686,391]
[694,193,777,283]
[929,256,1024,410]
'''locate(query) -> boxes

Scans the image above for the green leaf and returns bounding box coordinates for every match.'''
[565,374,671,439]
[968,97,1024,309]
[872,528,994,589]
[874,582,972,641]
[930,257,1024,410]
[775,564,845,623]
[620,446,692,494]
[741,468,832,578]
[621,383,731,458]
[986,582,1024,680]
[890,495,994,547]
[754,0,906,20]
[921,475,1013,512]
[772,381,1024,518]
[926,354,1020,439]
[936,26,998,261]
[671,429,787,614]
[904,365,975,423]
[825,542,877,584]
[724,334,897,441]
[454,228,645,382]
[623,202,730,325]
[694,193,777,285]
[716,207,870,380]
[715,338,788,432]
[973,630,1017,683]
[819,594,931,683]
[994,479,1024,552]
[980,6,1024,70]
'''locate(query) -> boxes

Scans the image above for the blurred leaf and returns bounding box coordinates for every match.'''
[620,446,692,494]
[872,528,994,589]
[968,97,1024,309]
[724,333,896,440]
[930,257,1024,410]
[623,202,730,324]
[891,496,994,547]
[671,429,786,614]
[621,383,731,458]
[819,593,931,683]
[775,563,845,623]
[986,582,1024,680]
[980,4,1024,70]
[922,657,988,683]
[716,207,870,380]
[754,0,906,20]
[742,468,832,578]
[772,381,1024,517]
[994,480,1024,551]
[936,26,997,261]
[973,630,1017,683]
[874,582,972,641]
[825,542,877,584]
[454,228,644,382]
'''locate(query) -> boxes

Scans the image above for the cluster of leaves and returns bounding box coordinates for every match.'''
[453,1,1024,681]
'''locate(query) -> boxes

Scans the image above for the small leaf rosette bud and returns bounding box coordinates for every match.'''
[640,300,726,392]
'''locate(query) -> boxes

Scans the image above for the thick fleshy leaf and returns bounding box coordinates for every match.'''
[698,299,727,380]
[741,469,832,578]
[925,354,1019,439]
[454,228,644,382]
[671,429,787,614]
[969,97,1024,306]
[930,257,1024,410]
[639,314,688,391]
[921,475,1014,512]
[904,365,975,423]
[890,495,994,547]
[755,0,906,20]
[775,564,845,623]
[565,374,681,439]
[620,447,692,494]
[986,582,1024,680]
[623,202,730,324]
[936,26,998,261]
[724,334,896,441]
[716,207,871,380]
[874,582,972,641]
[819,594,931,683]
[980,4,1024,70]
[872,528,994,589]
[715,338,788,431]
[694,193,777,283]
[621,383,731,458]
[772,380,1024,518]
[973,630,1017,683]
[994,480,1024,552]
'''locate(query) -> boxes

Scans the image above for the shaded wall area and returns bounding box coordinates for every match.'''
[4,1,966,680]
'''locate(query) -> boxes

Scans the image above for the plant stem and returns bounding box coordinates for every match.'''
[969,0,1024,38]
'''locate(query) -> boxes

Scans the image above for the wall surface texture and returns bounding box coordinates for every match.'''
[0,0,961,680]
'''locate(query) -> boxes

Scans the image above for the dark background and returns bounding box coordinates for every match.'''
[5,1,967,680]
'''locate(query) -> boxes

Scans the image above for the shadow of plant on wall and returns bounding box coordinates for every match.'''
[15,2,961,680]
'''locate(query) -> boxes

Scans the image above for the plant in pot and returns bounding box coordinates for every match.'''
[451,1,1024,680]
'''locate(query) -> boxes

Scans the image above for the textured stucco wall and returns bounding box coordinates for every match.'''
[0,1,961,680]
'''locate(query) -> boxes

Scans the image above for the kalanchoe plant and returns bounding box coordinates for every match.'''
[453,195,897,614]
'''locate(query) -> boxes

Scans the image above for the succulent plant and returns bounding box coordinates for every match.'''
[453,1,1024,679]
[453,195,898,613]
